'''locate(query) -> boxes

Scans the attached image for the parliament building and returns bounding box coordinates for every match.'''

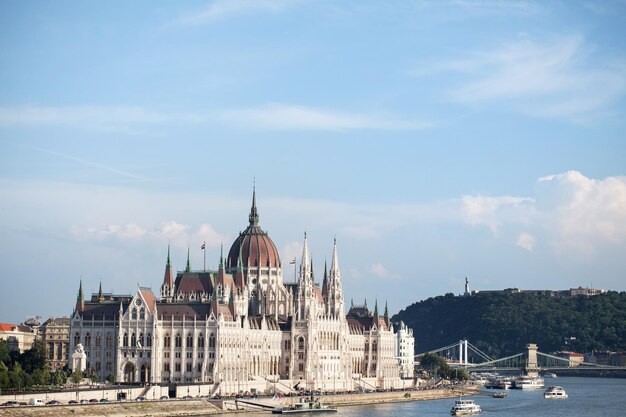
[69,189,414,394]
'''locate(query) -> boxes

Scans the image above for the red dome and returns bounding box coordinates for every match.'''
[227,188,281,269]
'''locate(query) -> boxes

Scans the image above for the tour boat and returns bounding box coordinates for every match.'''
[450,398,482,415]
[514,376,544,390]
[544,372,558,378]
[544,386,568,399]
[272,397,337,414]
[492,391,507,398]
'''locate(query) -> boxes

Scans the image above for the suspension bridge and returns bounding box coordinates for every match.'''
[415,340,626,374]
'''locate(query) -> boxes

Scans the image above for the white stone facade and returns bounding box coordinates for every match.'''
[69,191,414,393]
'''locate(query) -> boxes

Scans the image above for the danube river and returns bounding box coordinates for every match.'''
[219,377,626,417]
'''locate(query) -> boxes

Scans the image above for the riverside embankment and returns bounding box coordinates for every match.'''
[0,386,478,417]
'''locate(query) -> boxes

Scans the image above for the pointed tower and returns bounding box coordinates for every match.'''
[296,232,315,320]
[328,238,345,318]
[384,300,389,325]
[185,248,191,272]
[97,280,104,302]
[217,244,226,287]
[161,245,175,302]
[75,280,84,313]
[249,183,259,227]
[374,299,379,317]
[321,260,329,307]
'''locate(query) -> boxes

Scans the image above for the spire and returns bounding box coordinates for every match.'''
[321,260,329,300]
[299,231,310,281]
[249,182,259,227]
[166,244,171,267]
[75,280,84,313]
[374,299,378,317]
[185,248,191,272]
[98,280,103,302]
[219,243,224,269]
[384,300,389,321]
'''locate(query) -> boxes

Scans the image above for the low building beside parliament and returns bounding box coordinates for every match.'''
[69,190,414,394]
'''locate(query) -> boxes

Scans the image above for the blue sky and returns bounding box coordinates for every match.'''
[1,0,625,324]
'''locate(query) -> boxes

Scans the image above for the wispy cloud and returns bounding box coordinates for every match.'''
[217,103,431,131]
[30,146,149,181]
[422,35,626,122]
[0,104,428,132]
[412,0,541,16]
[171,0,298,26]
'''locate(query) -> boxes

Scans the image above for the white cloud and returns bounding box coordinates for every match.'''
[537,171,626,254]
[516,232,536,251]
[439,36,626,122]
[172,0,298,26]
[217,103,430,131]
[371,262,389,278]
[461,195,535,234]
[71,223,147,241]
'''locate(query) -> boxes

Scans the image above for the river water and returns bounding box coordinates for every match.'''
[215,377,626,417]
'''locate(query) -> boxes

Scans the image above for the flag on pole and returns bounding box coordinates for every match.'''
[201,243,205,250]
[290,257,296,264]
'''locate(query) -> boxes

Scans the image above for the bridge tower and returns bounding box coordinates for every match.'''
[524,343,540,377]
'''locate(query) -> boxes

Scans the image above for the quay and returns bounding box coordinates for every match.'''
[0,385,478,417]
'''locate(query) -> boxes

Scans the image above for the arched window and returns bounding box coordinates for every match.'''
[298,336,305,350]
[131,308,137,320]
[131,333,137,347]
[106,333,113,348]
[175,334,182,348]
[209,333,215,348]
[123,333,128,347]
[139,333,144,348]
[164,334,170,348]
[147,333,152,347]
[139,308,145,320]
[95,333,102,348]
[74,332,80,346]
[186,333,193,348]
[198,333,204,348]
[85,333,91,348]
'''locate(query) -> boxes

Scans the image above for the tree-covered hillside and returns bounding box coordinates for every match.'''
[392,291,626,357]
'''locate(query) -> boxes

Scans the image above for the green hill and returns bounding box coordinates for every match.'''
[392,291,626,357]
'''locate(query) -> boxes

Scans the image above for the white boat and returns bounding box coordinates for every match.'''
[544,386,568,399]
[272,397,337,414]
[514,376,544,390]
[450,398,482,415]
[544,372,557,378]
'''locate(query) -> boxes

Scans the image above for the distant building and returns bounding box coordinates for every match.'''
[554,351,585,367]
[0,323,36,353]
[395,321,415,379]
[589,350,626,366]
[40,317,70,371]
[568,287,606,297]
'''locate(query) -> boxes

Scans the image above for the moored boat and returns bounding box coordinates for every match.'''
[272,397,337,414]
[514,376,544,390]
[492,391,507,398]
[544,372,557,378]
[544,386,568,399]
[450,398,481,415]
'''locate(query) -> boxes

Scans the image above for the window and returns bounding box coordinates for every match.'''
[106,333,113,348]
[197,363,202,372]
[48,343,54,360]
[123,333,128,347]
[74,333,80,346]
[85,333,91,348]
[186,333,193,348]
[95,333,102,348]
[131,309,137,320]
[298,363,304,372]
[147,333,152,347]
[164,334,171,348]
[186,363,192,372]
[284,340,291,350]
[139,333,144,348]
[139,307,145,320]
[209,333,215,348]
[298,337,304,350]
[198,334,204,348]
[175,363,181,372]
[175,334,182,348]
[163,363,170,372]
[131,333,137,347]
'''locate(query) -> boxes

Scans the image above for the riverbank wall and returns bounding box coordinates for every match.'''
[0,386,477,417]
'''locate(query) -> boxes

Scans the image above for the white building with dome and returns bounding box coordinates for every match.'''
[69,189,414,394]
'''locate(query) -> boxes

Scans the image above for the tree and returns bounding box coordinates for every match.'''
[0,362,9,391]
[0,339,10,365]
[71,370,83,384]
[106,374,116,383]
[20,339,47,374]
